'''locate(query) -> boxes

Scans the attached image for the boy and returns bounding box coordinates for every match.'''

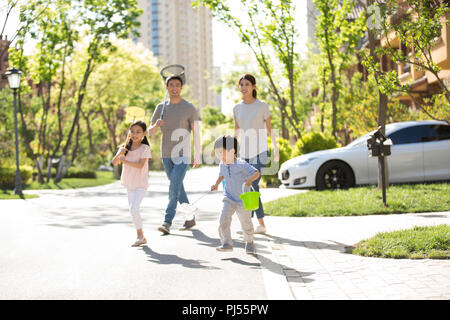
[210,135,260,254]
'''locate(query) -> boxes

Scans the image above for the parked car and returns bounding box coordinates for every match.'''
[278,120,450,189]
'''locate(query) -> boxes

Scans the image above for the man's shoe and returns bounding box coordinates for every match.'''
[216,244,233,252]
[158,223,170,235]
[182,216,196,229]
[245,241,256,254]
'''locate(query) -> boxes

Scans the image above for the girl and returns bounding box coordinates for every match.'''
[112,120,152,247]
[233,74,280,234]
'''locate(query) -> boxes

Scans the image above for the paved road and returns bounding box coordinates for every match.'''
[1,166,449,300]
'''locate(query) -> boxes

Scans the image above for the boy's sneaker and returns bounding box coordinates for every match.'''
[254,225,266,234]
[245,241,256,254]
[216,244,233,252]
[158,223,170,235]
[182,216,196,229]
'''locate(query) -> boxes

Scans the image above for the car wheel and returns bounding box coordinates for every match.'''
[316,160,355,190]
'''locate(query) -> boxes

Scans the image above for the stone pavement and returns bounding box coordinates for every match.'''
[184,167,450,300]
[2,166,449,300]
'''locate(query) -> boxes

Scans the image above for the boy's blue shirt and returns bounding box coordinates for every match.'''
[219,158,258,203]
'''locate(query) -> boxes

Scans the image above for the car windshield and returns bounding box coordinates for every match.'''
[345,131,375,147]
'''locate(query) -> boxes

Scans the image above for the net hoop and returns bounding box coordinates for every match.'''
[160,64,185,85]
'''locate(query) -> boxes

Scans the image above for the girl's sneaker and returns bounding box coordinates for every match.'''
[132,237,147,247]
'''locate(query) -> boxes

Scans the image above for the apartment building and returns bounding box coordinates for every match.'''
[136,0,215,109]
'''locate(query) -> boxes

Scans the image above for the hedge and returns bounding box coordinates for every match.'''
[0,166,33,190]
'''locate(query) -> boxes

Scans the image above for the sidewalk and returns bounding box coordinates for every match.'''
[3,166,449,300]
[182,167,450,300]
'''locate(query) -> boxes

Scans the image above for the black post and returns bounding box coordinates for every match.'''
[13,88,23,196]
[379,154,387,207]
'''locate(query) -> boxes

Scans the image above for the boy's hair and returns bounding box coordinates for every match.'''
[214,135,238,154]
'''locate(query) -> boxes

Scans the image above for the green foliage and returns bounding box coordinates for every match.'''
[352,225,450,259]
[65,168,97,179]
[291,132,338,157]
[261,137,292,187]
[0,166,33,190]
[201,106,230,128]
[264,183,450,217]
[361,0,450,119]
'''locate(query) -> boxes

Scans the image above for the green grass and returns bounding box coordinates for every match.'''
[1,172,117,199]
[350,225,450,259]
[264,183,450,217]
[24,171,116,190]
[0,190,39,200]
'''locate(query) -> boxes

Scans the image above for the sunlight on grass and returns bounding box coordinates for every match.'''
[264,183,450,217]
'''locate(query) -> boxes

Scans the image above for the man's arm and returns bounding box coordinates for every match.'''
[148,119,164,137]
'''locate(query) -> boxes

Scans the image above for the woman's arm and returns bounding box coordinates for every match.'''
[234,119,240,139]
[266,116,280,162]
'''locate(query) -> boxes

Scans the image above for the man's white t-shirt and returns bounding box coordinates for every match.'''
[233,99,271,159]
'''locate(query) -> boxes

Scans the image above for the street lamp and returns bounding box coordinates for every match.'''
[5,67,23,196]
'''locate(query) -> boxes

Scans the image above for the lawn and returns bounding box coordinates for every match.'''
[1,171,116,199]
[0,190,39,200]
[264,183,450,217]
[24,171,116,190]
[350,225,450,259]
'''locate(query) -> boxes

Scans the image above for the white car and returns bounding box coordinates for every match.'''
[278,120,450,189]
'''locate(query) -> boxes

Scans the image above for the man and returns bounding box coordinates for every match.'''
[149,75,201,235]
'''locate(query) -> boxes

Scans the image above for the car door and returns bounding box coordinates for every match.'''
[386,125,425,183]
[422,124,450,181]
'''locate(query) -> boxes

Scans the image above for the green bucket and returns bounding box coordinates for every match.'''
[240,183,261,211]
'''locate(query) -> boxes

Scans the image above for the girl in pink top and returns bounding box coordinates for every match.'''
[112,120,152,247]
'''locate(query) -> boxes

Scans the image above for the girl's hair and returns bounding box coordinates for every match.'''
[238,74,257,98]
[214,135,238,155]
[124,120,149,156]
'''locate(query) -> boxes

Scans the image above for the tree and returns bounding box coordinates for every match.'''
[193,0,303,139]
[314,0,367,138]
[360,0,450,123]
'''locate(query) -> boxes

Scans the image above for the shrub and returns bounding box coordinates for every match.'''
[261,137,292,187]
[291,132,338,157]
[0,166,33,189]
[65,168,97,179]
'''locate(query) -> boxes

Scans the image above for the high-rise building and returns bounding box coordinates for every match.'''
[136,0,215,109]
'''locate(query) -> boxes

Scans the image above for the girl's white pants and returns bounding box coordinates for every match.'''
[127,188,146,230]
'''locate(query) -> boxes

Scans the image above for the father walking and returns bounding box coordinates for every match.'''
[149,75,201,235]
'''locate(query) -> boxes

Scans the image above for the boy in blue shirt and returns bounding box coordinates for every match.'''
[210,135,260,254]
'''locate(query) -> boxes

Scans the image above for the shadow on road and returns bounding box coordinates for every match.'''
[141,246,220,270]
[264,234,350,253]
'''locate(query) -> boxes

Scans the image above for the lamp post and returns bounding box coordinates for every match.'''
[5,68,23,196]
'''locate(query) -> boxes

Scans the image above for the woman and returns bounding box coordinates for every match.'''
[233,74,279,234]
